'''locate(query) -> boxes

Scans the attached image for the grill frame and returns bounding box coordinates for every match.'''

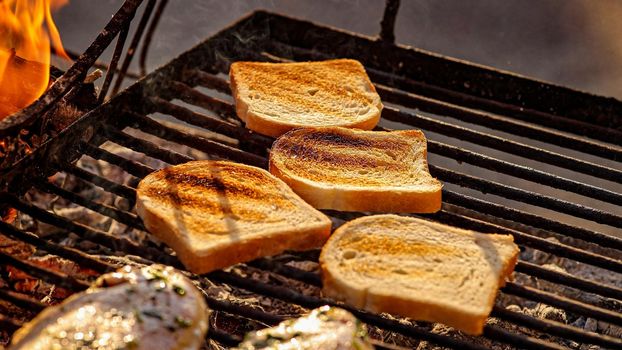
[0,9,621,350]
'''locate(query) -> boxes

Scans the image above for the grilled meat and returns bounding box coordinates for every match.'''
[9,264,209,350]
[234,306,373,350]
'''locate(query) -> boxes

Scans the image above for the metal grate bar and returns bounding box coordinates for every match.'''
[82,142,154,178]
[90,113,622,275]
[491,306,622,349]
[515,261,622,301]
[503,283,622,327]
[33,180,145,231]
[139,0,169,76]
[63,163,137,202]
[0,220,112,273]
[249,258,621,349]
[207,328,241,347]
[431,206,622,273]
[0,315,22,333]
[176,74,622,211]
[111,0,158,96]
[442,189,622,251]
[0,251,90,291]
[189,69,232,94]
[123,112,267,167]
[151,95,271,150]
[166,82,238,120]
[481,326,566,350]
[0,288,45,312]
[211,270,566,350]
[382,107,622,183]
[429,140,622,207]
[99,22,131,103]
[227,43,622,162]
[209,271,490,350]
[262,38,622,146]
[431,165,622,229]
[3,194,172,265]
[103,127,193,165]
[376,84,622,162]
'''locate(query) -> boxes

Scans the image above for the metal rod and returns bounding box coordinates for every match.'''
[151,93,272,149]
[0,251,90,291]
[0,220,113,273]
[481,325,565,350]
[262,38,622,145]
[379,0,400,43]
[81,142,155,178]
[111,0,158,96]
[377,84,622,162]
[382,106,622,183]
[0,288,46,312]
[104,127,193,165]
[53,46,142,80]
[34,181,145,231]
[209,271,490,350]
[503,283,622,327]
[189,69,233,94]
[98,22,131,104]
[431,165,622,229]
[139,0,170,76]
[491,306,622,349]
[4,194,173,265]
[515,261,622,306]
[431,206,622,273]
[167,81,239,120]
[441,189,622,251]
[0,315,22,333]
[124,112,268,168]
[62,164,137,202]
[429,140,622,207]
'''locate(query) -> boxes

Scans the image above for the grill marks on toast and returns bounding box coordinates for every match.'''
[135,161,332,274]
[271,127,432,187]
[140,163,299,223]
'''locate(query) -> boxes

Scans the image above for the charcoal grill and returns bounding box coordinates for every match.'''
[1,1,621,349]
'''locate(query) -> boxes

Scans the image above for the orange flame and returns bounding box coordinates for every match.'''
[0,0,69,120]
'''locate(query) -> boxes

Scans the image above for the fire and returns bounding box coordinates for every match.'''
[0,0,69,120]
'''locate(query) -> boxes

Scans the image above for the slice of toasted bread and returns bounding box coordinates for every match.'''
[269,127,442,213]
[319,215,519,335]
[136,160,332,274]
[229,59,382,137]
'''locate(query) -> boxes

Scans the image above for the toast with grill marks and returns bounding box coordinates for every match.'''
[269,127,442,213]
[320,215,519,335]
[229,59,382,137]
[136,160,332,274]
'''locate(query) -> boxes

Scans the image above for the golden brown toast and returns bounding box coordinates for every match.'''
[229,59,382,137]
[320,215,520,335]
[136,161,332,274]
[269,126,442,213]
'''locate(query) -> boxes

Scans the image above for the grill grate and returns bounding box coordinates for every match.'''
[0,10,621,350]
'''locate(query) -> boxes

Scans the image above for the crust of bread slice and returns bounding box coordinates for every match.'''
[230,59,382,137]
[136,160,332,274]
[269,127,442,213]
[319,215,519,335]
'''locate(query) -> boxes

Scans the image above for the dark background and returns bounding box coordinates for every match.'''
[53,0,622,99]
